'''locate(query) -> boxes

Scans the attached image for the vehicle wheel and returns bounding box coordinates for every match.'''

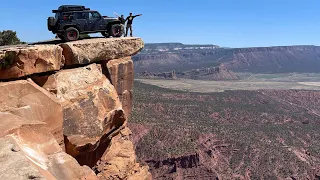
[64,27,79,41]
[109,24,123,37]
[101,31,109,38]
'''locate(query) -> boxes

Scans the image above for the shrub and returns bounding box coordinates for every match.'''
[0,30,23,46]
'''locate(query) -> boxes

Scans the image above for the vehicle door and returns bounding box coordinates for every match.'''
[74,12,88,31]
[88,11,105,31]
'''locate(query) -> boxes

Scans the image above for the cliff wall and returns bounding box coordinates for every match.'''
[0,38,152,180]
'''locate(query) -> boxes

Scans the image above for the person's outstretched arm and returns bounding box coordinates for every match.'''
[133,14,142,18]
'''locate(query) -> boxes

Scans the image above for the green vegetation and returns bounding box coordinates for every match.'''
[0,30,25,46]
[0,52,16,69]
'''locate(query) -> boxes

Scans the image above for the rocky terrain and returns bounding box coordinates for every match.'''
[133,44,320,80]
[129,81,320,179]
[0,38,152,179]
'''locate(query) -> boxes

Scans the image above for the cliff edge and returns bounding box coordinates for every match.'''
[0,37,152,180]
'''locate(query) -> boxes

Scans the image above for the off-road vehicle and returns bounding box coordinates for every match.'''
[47,5,124,41]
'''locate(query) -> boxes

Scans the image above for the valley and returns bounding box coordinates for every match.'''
[136,73,320,93]
[129,81,320,179]
[130,43,320,179]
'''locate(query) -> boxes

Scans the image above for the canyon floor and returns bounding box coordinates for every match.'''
[136,73,320,93]
[130,73,320,179]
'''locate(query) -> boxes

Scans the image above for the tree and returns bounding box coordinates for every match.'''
[0,30,25,46]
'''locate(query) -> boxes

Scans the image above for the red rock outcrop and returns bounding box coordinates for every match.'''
[0,114,98,180]
[33,63,127,167]
[95,127,152,180]
[0,80,64,147]
[105,57,134,116]
[60,37,144,66]
[0,45,64,80]
[0,38,151,179]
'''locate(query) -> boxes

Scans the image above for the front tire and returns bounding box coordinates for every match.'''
[109,24,123,37]
[64,27,79,41]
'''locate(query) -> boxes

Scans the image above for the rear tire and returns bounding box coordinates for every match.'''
[64,27,79,41]
[109,24,123,37]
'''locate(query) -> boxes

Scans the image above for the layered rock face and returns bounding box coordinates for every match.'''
[133,44,320,77]
[0,37,151,180]
[137,65,239,81]
[105,57,134,117]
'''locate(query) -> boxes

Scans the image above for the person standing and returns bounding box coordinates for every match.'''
[114,12,126,24]
[125,13,142,37]
[114,12,126,37]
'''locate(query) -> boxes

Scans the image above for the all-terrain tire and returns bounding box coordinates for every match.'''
[47,17,56,31]
[109,24,123,37]
[64,27,79,41]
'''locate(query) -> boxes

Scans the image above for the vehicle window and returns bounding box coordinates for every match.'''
[61,12,73,20]
[89,12,101,20]
[62,12,72,16]
[76,12,87,20]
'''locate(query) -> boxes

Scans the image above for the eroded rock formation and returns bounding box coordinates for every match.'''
[0,37,151,180]
[0,45,64,80]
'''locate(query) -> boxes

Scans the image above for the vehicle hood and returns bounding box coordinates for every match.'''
[102,16,118,20]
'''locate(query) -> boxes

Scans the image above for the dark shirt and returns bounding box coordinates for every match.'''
[126,15,139,24]
[119,17,125,24]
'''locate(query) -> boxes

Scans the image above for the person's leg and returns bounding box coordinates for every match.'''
[125,26,129,37]
[130,25,133,37]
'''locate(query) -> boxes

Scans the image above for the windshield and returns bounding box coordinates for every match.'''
[89,12,101,20]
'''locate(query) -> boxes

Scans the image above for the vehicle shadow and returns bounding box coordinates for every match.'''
[30,36,106,45]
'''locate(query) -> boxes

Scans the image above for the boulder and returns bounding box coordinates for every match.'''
[60,37,144,66]
[33,64,126,158]
[105,57,134,116]
[95,127,152,180]
[0,45,64,80]
[0,112,45,137]
[0,122,98,180]
[0,136,47,180]
[0,80,64,147]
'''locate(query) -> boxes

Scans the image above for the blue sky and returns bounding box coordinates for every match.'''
[0,0,319,47]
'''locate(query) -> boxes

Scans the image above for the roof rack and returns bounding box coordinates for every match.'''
[52,5,90,13]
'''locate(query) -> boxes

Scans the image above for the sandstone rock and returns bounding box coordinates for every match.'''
[60,37,144,66]
[0,38,151,180]
[0,112,45,137]
[0,136,47,180]
[95,127,152,180]
[106,57,134,95]
[0,80,64,146]
[105,57,134,116]
[0,45,64,80]
[34,64,126,158]
[0,122,98,180]
[119,90,133,118]
[48,152,99,180]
